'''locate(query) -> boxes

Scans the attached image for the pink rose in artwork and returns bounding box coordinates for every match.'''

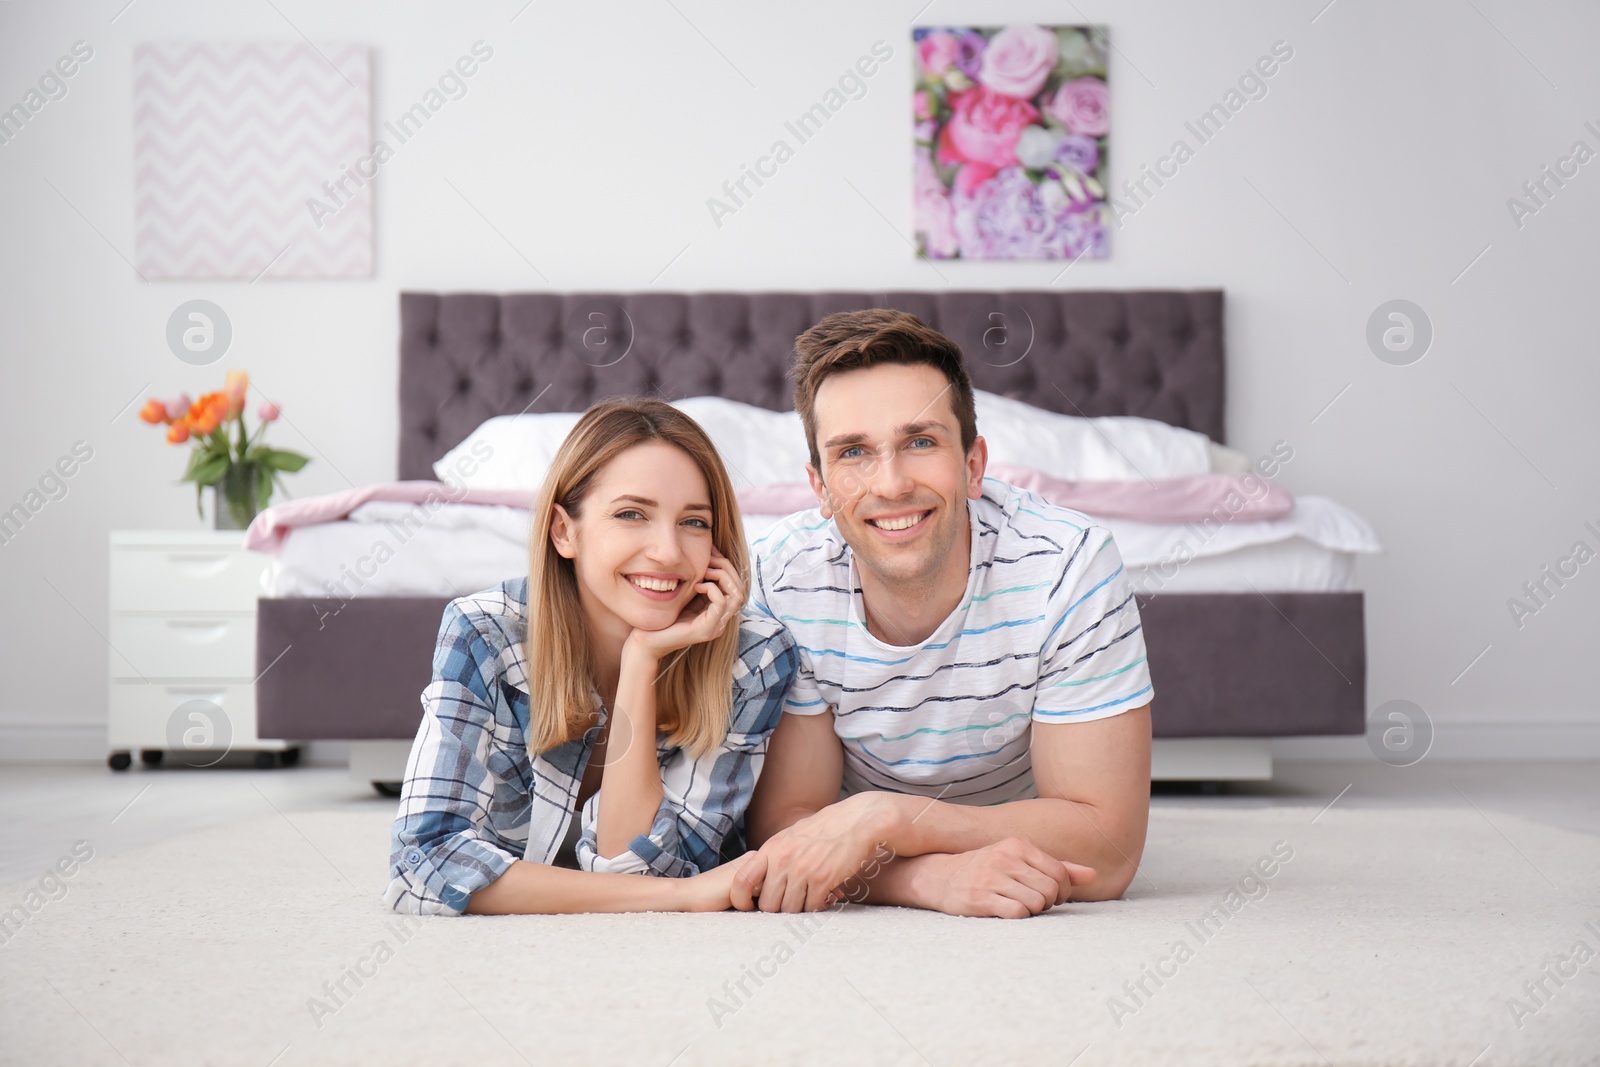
[913,90,933,121]
[917,31,958,78]
[937,87,1040,169]
[1047,76,1109,136]
[913,148,959,259]
[977,25,1059,99]
[953,162,996,198]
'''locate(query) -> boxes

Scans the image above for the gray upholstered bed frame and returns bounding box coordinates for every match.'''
[257,290,1364,753]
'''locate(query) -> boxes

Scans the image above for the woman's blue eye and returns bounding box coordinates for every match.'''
[682,517,711,530]
[615,509,643,520]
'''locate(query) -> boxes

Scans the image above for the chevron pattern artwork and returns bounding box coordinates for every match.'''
[133,42,372,279]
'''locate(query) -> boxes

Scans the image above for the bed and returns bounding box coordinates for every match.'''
[255,289,1372,787]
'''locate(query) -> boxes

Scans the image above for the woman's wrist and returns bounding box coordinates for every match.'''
[620,631,664,672]
[662,875,697,912]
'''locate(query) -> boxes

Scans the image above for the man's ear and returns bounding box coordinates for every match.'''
[805,462,834,520]
[966,435,988,500]
[549,504,578,559]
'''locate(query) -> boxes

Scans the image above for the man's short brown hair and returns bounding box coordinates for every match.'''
[790,309,977,470]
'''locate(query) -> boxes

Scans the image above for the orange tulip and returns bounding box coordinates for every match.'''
[139,399,168,425]
[166,421,191,444]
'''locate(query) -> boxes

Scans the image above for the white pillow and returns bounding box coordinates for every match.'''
[432,411,582,489]
[1207,441,1252,473]
[668,397,810,489]
[973,390,1212,481]
[432,398,811,491]
[436,391,1213,490]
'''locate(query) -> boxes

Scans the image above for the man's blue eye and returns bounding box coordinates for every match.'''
[840,446,864,459]
[909,437,934,448]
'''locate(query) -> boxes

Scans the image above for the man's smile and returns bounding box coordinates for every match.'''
[863,508,933,537]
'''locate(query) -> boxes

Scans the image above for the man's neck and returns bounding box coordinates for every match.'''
[857,518,972,647]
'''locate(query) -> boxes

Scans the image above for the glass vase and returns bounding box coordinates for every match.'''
[212,465,263,531]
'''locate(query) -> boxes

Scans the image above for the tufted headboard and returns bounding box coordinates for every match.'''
[398,290,1224,480]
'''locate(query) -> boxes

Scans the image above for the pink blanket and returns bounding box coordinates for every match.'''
[987,463,1292,524]
[244,468,1292,556]
[740,465,1292,525]
[244,481,532,555]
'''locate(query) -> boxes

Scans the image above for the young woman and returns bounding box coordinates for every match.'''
[384,398,798,915]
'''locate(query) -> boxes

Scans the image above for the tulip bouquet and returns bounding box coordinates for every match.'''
[139,370,310,529]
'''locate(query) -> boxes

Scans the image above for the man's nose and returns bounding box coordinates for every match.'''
[866,444,915,498]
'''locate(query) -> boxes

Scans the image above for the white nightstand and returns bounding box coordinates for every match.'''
[107,530,301,770]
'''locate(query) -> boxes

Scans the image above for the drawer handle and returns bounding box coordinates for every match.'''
[164,620,231,644]
[165,686,227,701]
[166,553,233,579]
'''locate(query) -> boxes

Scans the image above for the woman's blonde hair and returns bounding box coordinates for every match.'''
[524,397,748,759]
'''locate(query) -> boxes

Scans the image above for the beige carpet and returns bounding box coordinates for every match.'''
[1,803,1596,1067]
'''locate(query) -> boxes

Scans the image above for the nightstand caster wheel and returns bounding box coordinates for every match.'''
[253,751,277,770]
[373,781,403,798]
[140,749,164,767]
[279,746,301,768]
[108,751,132,771]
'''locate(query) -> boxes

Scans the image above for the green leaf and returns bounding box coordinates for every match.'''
[254,463,273,510]
[256,448,309,473]
[181,448,208,480]
[182,454,230,486]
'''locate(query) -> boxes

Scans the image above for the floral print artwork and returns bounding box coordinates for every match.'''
[914,25,1111,261]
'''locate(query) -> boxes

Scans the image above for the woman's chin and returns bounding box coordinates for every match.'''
[614,604,683,633]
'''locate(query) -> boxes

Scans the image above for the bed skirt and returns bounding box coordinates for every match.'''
[255,593,1364,741]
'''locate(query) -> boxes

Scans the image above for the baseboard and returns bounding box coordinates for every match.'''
[0,724,351,766]
[1271,720,1600,761]
[1152,738,1272,780]
[0,723,104,762]
[3,721,1598,764]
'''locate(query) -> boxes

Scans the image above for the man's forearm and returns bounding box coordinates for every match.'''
[873,794,1142,900]
[747,800,824,847]
[852,852,947,909]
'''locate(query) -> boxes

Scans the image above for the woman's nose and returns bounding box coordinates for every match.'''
[646,522,686,564]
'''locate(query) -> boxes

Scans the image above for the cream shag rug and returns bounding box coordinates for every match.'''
[1,804,1596,1067]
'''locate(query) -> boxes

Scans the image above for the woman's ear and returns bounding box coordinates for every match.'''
[549,504,578,559]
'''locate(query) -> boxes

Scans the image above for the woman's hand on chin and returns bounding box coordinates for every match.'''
[623,550,745,664]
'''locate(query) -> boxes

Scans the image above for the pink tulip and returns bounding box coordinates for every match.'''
[168,392,192,420]
[258,401,280,422]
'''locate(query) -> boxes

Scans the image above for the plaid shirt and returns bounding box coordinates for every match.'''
[384,577,798,916]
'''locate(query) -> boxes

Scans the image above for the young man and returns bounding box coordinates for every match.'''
[736,309,1154,919]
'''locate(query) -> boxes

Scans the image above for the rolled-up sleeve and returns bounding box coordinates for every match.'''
[574,620,799,878]
[384,602,523,916]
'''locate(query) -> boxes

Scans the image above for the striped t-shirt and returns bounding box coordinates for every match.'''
[750,477,1154,807]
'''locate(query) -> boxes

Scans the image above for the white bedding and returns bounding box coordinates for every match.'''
[261,497,1380,598]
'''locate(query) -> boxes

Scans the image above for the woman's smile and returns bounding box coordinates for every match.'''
[625,572,687,600]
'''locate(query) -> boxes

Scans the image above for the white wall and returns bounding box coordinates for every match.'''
[1,0,1595,762]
